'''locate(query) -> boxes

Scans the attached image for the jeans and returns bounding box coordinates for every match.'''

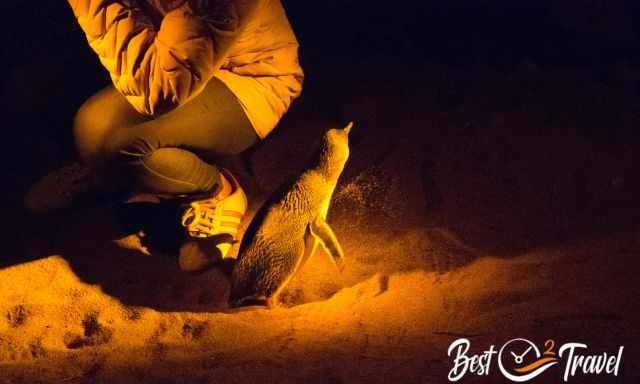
[73,76,258,196]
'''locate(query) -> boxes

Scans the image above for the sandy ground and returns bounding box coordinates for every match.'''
[1,219,639,383]
[2,60,640,383]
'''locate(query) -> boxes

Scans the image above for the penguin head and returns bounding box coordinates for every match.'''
[318,122,353,177]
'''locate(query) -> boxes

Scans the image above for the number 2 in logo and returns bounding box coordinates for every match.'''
[543,339,556,356]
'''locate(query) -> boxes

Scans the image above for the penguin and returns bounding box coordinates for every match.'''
[229,122,353,307]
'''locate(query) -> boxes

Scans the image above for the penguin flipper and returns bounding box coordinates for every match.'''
[310,217,345,270]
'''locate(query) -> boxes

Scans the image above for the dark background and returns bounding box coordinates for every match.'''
[2,1,640,255]
[3,1,640,120]
[2,0,640,149]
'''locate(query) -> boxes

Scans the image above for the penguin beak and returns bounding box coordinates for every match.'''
[343,121,353,135]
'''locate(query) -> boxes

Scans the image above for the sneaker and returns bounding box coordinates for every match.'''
[180,169,247,262]
[24,162,96,214]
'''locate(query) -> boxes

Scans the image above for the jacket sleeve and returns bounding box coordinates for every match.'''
[67,0,259,116]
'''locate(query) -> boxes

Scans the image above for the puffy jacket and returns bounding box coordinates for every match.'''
[67,0,304,138]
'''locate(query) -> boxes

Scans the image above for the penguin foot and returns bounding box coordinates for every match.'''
[232,295,271,308]
[223,304,270,313]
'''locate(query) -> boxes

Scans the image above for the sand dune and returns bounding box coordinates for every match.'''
[1,220,638,383]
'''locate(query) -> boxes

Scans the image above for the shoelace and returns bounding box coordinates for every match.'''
[181,200,223,238]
